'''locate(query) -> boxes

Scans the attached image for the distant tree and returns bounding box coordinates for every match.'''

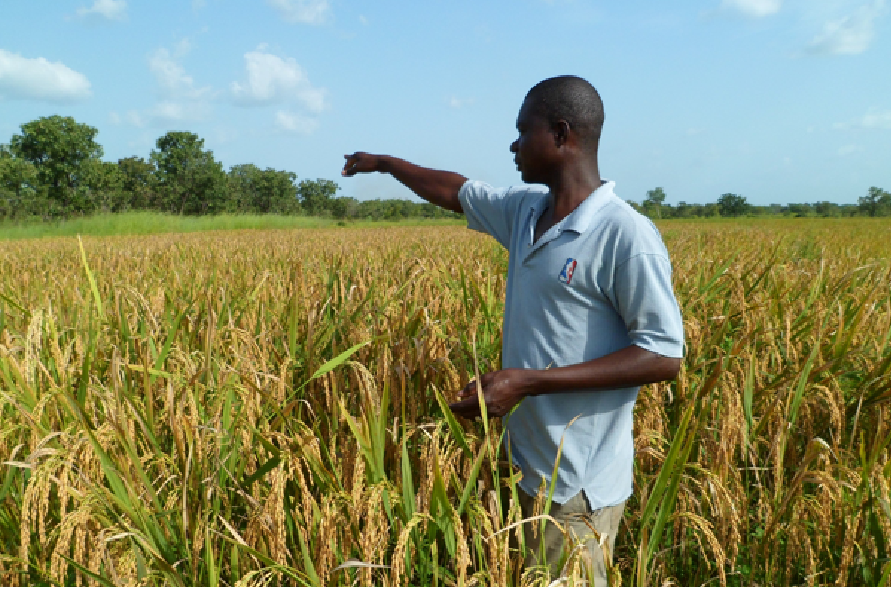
[718,193,749,217]
[814,201,841,217]
[643,187,667,219]
[82,159,127,213]
[0,148,37,195]
[858,186,891,217]
[8,115,103,215]
[329,196,359,220]
[787,203,813,217]
[0,148,44,219]
[118,156,158,210]
[151,131,227,215]
[298,178,338,215]
[701,203,720,217]
[228,164,299,214]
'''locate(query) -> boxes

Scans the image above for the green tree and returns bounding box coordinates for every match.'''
[8,115,103,215]
[814,202,841,217]
[228,164,299,214]
[298,178,338,215]
[643,187,667,219]
[150,131,227,215]
[858,186,891,217]
[82,160,129,213]
[718,193,749,217]
[0,147,46,220]
[118,156,158,210]
[329,196,359,220]
[787,203,813,217]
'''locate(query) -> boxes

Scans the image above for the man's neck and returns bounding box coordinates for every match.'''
[546,163,603,222]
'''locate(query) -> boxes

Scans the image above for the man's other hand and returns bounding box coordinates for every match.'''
[449,368,532,419]
[342,152,383,177]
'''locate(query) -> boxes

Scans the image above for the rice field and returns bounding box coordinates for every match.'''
[0,218,890,586]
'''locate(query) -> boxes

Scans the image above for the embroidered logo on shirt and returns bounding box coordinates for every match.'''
[558,258,577,284]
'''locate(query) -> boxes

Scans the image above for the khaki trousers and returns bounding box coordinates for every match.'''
[518,488,625,586]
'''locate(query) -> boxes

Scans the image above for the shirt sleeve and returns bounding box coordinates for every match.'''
[612,253,685,358]
[458,180,524,250]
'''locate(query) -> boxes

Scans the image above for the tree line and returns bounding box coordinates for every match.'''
[0,115,461,222]
[631,186,891,219]
[1,115,888,223]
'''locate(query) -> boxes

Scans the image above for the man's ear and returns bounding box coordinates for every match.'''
[553,120,571,148]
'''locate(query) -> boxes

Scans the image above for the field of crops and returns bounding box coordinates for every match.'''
[1,218,890,586]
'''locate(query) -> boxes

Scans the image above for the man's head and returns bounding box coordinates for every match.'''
[511,76,604,185]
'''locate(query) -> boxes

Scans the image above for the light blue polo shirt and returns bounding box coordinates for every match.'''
[458,179,684,508]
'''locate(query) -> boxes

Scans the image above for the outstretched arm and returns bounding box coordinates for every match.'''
[449,345,681,419]
[342,152,467,214]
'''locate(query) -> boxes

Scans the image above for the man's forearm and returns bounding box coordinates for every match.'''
[526,345,681,395]
[378,156,467,213]
[450,345,681,418]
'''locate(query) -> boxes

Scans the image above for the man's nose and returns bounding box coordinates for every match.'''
[510,140,518,153]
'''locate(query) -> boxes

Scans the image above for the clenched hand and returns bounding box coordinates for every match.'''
[342,152,384,177]
[448,368,533,419]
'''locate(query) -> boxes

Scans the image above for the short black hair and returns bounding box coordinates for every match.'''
[525,76,604,152]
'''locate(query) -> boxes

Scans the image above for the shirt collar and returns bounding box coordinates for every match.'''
[526,180,616,249]
[561,180,616,234]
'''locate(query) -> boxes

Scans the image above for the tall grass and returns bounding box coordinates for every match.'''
[0,219,889,585]
[0,211,464,240]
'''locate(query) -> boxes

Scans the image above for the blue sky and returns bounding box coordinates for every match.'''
[1,0,889,205]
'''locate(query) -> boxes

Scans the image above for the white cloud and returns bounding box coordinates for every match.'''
[193,0,207,8]
[173,38,192,59]
[266,0,330,25]
[720,0,781,18]
[448,96,475,109]
[132,42,214,127]
[109,111,122,125]
[838,144,862,156]
[862,108,891,129]
[231,49,326,112]
[359,14,368,25]
[77,0,127,21]
[148,47,210,99]
[275,110,319,134]
[834,107,891,131]
[0,49,92,102]
[126,109,146,127]
[147,101,210,125]
[808,0,887,55]
[150,101,186,122]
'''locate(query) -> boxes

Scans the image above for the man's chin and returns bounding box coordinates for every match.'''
[520,170,540,185]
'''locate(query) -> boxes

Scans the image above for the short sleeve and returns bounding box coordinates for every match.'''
[612,253,685,358]
[458,180,525,250]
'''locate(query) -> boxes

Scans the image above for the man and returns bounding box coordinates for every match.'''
[341,75,684,585]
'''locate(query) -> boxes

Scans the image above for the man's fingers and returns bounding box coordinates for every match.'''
[449,398,481,419]
[341,154,358,176]
[341,153,364,176]
[457,380,475,398]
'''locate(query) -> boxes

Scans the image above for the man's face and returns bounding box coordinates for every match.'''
[510,99,558,185]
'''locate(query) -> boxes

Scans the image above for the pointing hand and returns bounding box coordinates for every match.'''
[342,152,383,177]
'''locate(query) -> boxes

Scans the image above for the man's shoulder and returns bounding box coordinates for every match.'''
[593,198,670,261]
[462,180,549,201]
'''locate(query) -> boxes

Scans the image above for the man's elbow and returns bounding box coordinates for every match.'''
[638,348,681,383]
[658,356,682,382]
